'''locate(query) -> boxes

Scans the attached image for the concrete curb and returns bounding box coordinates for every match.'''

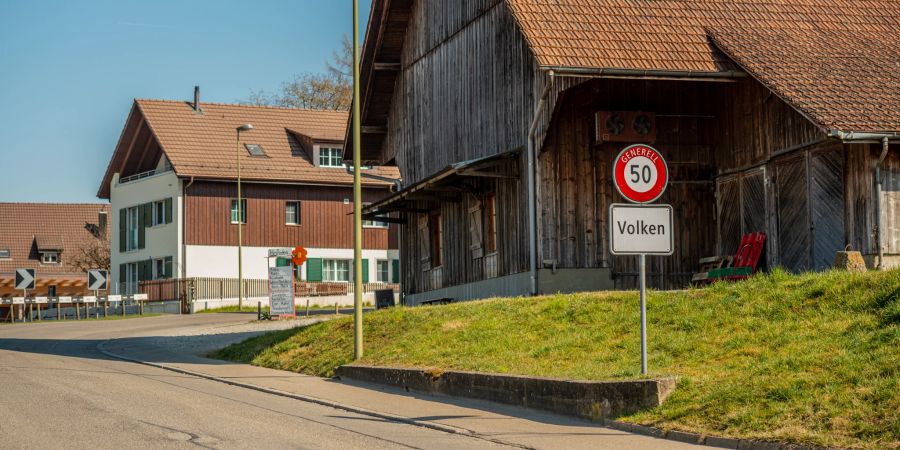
[603,420,841,450]
[95,340,531,450]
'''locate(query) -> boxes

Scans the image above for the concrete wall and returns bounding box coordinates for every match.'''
[405,268,615,306]
[109,171,183,292]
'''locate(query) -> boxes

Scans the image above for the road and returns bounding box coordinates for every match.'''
[0,314,699,449]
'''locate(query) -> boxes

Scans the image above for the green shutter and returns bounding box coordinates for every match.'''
[361,259,369,284]
[119,209,126,252]
[391,260,400,284]
[138,203,149,250]
[306,258,323,282]
[276,257,291,267]
[165,198,173,224]
[119,263,126,286]
[164,256,173,278]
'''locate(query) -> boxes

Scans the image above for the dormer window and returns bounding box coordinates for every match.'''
[41,252,59,264]
[245,144,267,157]
[319,147,345,168]
[0,249,9,259]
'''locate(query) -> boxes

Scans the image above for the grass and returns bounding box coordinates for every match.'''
[199,302,375,314]
[211,269,900,449]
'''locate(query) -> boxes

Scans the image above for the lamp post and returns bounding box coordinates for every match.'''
[352,0,364,360]
[236,123,253,309]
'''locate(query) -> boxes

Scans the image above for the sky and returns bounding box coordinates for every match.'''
[0,0,371,203]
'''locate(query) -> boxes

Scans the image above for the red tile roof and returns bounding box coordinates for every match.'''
[135,100,401,185]
[506,0,900,132]
[0,203,109,276]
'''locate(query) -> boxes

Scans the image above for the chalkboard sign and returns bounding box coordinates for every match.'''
[375,289,395,310]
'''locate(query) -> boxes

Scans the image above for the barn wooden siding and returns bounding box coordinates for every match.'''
[185,181,396,249]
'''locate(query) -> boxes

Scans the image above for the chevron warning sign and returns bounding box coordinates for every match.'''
[15,269,35,290]
[88,270,108,291]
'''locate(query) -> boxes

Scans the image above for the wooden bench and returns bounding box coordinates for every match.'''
[694,232,766,284]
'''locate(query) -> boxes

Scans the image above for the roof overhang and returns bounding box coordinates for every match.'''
[362,148,522,222]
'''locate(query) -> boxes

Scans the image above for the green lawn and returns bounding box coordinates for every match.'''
[211,269,900,449]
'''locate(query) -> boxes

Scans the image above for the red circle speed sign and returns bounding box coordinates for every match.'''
[613,144,669,204]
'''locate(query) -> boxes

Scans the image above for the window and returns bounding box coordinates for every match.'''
[430,212,443,268]
[125,262,139,295]
[377,260,389,283]
[323,259,351,282]
[319,147,345,168]
[41,252,59,264]
[230,199,247,224]
[245,143,266,157]
[126,206,139,251]
[0,249,9,259]
[285,201,301,225]
[484,193,497,254]
[152,257,172,280]
[152,200,168,226]
[362,203,389,228]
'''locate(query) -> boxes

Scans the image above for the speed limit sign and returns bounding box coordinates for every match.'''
[613,144,669,204]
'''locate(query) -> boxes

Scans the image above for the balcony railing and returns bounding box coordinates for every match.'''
[119,168,172,185]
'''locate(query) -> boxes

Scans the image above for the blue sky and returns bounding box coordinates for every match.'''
[0,0,370,203]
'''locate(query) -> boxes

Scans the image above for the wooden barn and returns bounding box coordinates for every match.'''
[350,0,900,304]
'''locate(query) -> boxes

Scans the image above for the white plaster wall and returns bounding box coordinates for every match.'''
[185,245,399,282]
[109,171,183,293]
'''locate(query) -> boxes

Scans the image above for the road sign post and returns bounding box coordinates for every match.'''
[610,145,672,375]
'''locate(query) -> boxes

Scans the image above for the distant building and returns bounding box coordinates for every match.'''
[98,94,400,294]
[352,0,899,304]
[0,203,109,296]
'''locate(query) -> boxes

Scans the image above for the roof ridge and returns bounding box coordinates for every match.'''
[134,98,349,115]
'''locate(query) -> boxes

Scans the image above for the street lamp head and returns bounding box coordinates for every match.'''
[237,124,254,132]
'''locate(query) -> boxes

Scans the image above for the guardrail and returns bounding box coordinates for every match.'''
[0,294,179,323]
[118,168,172,185]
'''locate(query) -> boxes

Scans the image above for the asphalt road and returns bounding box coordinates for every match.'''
[0,315,510,450]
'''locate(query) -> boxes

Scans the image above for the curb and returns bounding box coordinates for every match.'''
[95,340,532,450]
[603,420,840,450]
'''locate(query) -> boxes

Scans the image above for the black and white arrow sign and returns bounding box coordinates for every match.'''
[15,269,36,290]
[88,269,108,291]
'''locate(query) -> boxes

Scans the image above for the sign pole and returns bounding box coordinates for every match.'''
[351,0,364,360]
[639,254,648,375]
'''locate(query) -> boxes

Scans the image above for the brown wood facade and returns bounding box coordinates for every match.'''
[185,181,398,250]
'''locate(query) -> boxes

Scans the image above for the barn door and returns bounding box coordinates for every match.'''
[775,156,810,272]
[810,148,845,270]
[716,167,766,257]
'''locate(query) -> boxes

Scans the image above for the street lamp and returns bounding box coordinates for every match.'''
[236,123,253,309]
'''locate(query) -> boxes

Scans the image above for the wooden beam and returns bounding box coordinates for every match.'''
[373,62,401,71]
[132,132,156,174]
[118,116,145,176]
[361,126,388,134]
[457,170,518,179]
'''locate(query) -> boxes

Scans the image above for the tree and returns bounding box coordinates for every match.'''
[246,35,353,111]
[68,237,110,273]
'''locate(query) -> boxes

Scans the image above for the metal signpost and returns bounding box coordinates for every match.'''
[610,144,672,375]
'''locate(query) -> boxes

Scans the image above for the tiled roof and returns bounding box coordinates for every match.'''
[131,100,399,187]
[506,0,900,132]
[708,27,900,133]
[0,203,109,276]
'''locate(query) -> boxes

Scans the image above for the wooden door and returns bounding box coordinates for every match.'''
[810,148,845,270]
[775,156,810,272]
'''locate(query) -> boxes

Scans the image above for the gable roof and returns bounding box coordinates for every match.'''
[99,100,400,198]
[0,203,108,276]
[506,0,900,133]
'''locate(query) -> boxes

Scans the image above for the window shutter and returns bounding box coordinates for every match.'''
[164,256,173,278]
[165,198,173,224]
[418,215,430,271]
[391,259,400,284]
[137,260,148,282]
[276,257,291,267]
[119,209,126,252]
[306,258,323,282]
[469,199,484,259]
[138,203,150,249]
[119,263,126,286]
[361,259,369,284]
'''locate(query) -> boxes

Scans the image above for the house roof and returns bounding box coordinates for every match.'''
[0,203,109,276]
[506,0,900,132]
[99,100,401,198]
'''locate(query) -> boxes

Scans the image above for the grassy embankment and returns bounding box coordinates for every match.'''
[212,269,900,449]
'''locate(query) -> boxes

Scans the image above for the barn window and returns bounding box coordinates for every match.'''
[285,201,301,225]
[430,211,443,268]
[230,199,247,224]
